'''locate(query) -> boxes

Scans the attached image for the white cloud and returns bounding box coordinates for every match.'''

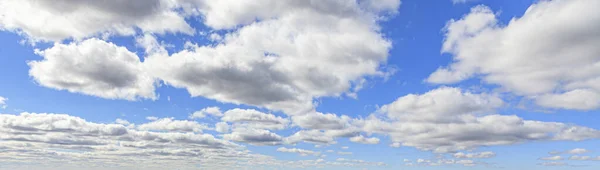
[569,155,600,161]
[540,156,563,161]
[0,112,257,169]
[0,96,6,109]
[115,118,132,126]
[380,87,503,123]
[285,130,336,145]
[28,38,156,100]
[453,152,496,159]
[215,122,230,133]
[0,112,389,169]
[341,146,349,149]
[337,151,353,155]
[411,158,479,167]
[138,117,208,132]
[277,147,321,156]
[146,116,158,121]
[0,0,193,42]
[552,148,591,155]
[568,148,590,155]
[292,112,353,130]
[539,162,568,166]
[10,0,400,116]
[364,87,600,153]
[223,128,283,146]
[221,108,289,130]
[349,135,380,144]
[427,1,600,110]
[190,106,223,119]
[451,0,475,4]
[143,0,399,115]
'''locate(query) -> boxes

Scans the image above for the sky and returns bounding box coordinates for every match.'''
[0,0,599,169]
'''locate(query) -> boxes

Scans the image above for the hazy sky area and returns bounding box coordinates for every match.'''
[0,0,599,169]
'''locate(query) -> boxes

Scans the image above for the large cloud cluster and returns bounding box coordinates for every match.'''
[363,87,600,152]
[16,0,400,116]
[427,0,600,110]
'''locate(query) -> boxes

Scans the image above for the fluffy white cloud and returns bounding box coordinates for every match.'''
[143,0,399,115]
[277,147,321,156]
[539,162,568,166]
[0,112,389,170]
[285,130,336,145]
[540,156,563,161]
[146,116,159,121]
[0,113,248,168]
[551,148,590,155]
[569,155,600,161]
[349,135,380,144]
[190,106,223,119]
[215,122,230,133]
[451,0,475,4]
[115,118,132,126]
[380,87,503,123]
[567,148,590,154]
[453,152,495,159]
[0,96,6,109]
[337,151,352,155]
[427,1,600,110]
[409,158,479,167]
[12,0,399,114]
[364,87,600,153]
[221,108,289,130]
[223,128,283,146]
[137,117,208,132]
[0,0,193,41]
[28,38,156,100]
[292,112,353,130]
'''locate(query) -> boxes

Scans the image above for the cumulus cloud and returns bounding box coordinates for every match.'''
[0,112,394,169]
[221,108,289,130]
[292,112,353,130]
[337,151,353,155]
[115,118,132,126]
[453,152,496,159]
[451,0,476,4]
[277,147,321,156]
[215,122,230,133]
[409,158,479,167]
[0,96,6,109]
[0,0,193,41]
[285,130,336,145]
[28,38,156,100]
[9,0,399,115]
[540,156,563,161]
[569,155,600,161]
[0,112,252,168]
[550,148,590,155]
[137,117,208,132]
[223,128,283,146]
[363,87,600,153]
[427,1,600,110]
[538,162,568,166]
[379,87,503,123]
[349,135,380,144]
[190,106,223,119]
[143,0,399,115]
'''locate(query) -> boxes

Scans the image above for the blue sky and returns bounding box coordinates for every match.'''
[0,0,599,169]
